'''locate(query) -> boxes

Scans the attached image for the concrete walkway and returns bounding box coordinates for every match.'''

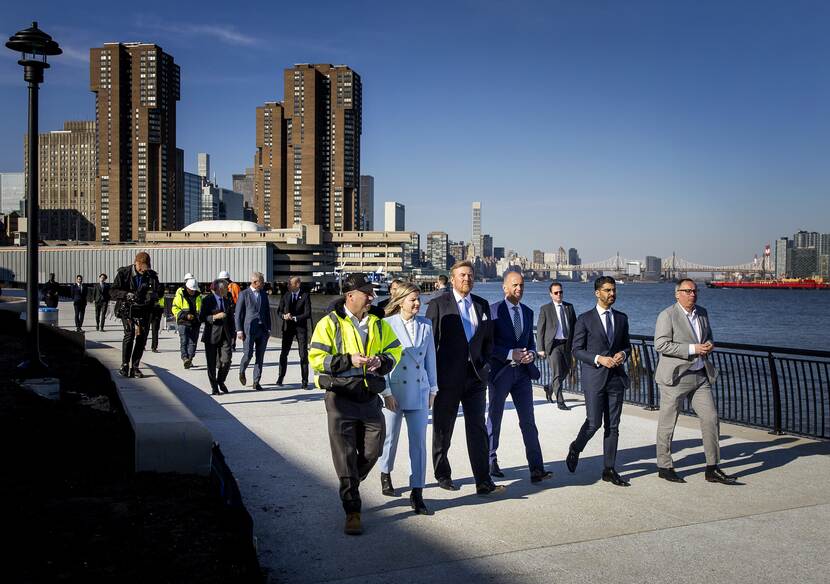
[64,302,830,583]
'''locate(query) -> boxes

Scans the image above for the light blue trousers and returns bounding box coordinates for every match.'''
[379,407,429,488]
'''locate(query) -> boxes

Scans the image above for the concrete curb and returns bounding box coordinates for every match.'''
[87,344,214,475]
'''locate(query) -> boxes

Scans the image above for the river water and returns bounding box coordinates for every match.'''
[424,281,829,351]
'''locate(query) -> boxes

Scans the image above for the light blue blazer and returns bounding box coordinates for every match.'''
[383,314,439,410]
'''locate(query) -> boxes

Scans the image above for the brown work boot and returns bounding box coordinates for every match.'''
[344,512,362,535]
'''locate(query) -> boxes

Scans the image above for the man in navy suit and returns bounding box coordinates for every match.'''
[566,276,632,487]
[236,271,271,391]
[277,276,312,388]
[70,274,87,332]
[427,260,505,496]
[486,271,551,483]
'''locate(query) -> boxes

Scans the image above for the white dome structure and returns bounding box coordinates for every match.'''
[182,220,268,233]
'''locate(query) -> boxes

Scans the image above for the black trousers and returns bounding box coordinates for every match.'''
[324,392,385,513]
[204,339,233,390]
[121,317,150,369]
[432,367,491,486]
[73,302,86,330]
[94,301,108,330]
[572,375,626,469]
[546,341,571,402]
[278,324,309,383]
[150,306,164,350]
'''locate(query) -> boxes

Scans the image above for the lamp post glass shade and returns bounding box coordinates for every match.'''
[7,22,60,374]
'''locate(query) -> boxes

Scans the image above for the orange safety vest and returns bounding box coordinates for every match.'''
[228,281,241,304]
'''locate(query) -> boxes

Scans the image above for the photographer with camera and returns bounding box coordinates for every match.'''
[111,252,161,378]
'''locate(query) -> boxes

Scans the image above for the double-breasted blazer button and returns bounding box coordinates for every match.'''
[403,366,407,370]
[403,380,407,384]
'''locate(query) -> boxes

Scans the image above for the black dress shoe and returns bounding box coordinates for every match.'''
[301,382,309,390]
[410,488,432,515]
[476,481,507,497]
[380,472,396,497]
[131,368,144,379]
[566,445,579,473]
[490,462,505,478]
[151,348,160,353]
[437,478,458,491]
[544,384,554,403]
[218,382,229,394]
[211,387,220,396]
[531,470,553,484]
[239,373,247,386]
[705,466,739,485]
[253,382,263,391]
[119,365,129,377]
[658,468,686,483]
[602,468,630,487]
[275,377,284,386]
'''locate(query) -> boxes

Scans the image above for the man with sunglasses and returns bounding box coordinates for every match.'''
[536,282,576,410]
[654,279,738,485]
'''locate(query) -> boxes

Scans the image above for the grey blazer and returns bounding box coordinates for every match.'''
[536,301,576,356]
[654,303,718,387]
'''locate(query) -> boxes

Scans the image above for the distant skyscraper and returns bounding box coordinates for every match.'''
[24,121,97,240]
[232,167,255,207]
[359,175,375,230]
[91,42,181,241]
[183,171,204,227]
[790,248,818,278]
[471,201,482,257]
[427,231,449,270]
[197,153,210,180]
[774,237,792,277]
[645,255,661,279]
[568,247,581,265]
[384,201,405,231]
[557,246,567,265]
[493,247,505,260]
[449,240,466,264]
[532,250,544,265]
[253,101,287,228]
[0,172,24,214]
[482,234,493,258]
[794,230,819,249]
[284,64,362,230]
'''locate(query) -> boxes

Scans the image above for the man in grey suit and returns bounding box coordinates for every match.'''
[536,281,576,410]
[236,271,271,392]
[654,278,738,485]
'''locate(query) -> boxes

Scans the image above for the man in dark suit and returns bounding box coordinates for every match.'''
[276,276,312,388]
[536,281,577,410]
[486,271,551,484]
[92,273,110,331]
[566,276,632,487]
[200,279,235,396]
[236,271,271,391]
[426,260,505,496]
[42,273,60,308]
[70,274,87,332]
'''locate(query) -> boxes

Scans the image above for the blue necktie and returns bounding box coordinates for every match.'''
[604,310,614,346]
[461,299,474,342]
[512,305,522,341]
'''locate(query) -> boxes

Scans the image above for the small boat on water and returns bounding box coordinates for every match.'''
[707,278,830,290]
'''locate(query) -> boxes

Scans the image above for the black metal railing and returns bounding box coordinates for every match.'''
[534,333,830,439]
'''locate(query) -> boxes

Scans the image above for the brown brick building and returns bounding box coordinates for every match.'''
[254,64,362,231]
[90,43,181,242]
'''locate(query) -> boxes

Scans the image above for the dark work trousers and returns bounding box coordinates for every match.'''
[73,302,86,330]
[432,364,491,486]
[571,374,626,469]
[546,340,571,403]
[150,306,164,350]
[240,331,269,384]
[121,317,150,369]
[94,301,108,330]
[278,324,309,383]
[204,339,233,391]
[324,391,385,513]
[177,324,199,360]
[486,366,544,473]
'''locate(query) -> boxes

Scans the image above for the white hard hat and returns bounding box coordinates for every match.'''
[184,272,194,281]
[217,270,231,280]
[185,278,199,291]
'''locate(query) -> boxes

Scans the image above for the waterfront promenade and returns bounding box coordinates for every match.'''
[63,302,830,583]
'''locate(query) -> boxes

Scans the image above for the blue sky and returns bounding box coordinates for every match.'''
[2,0,829,264]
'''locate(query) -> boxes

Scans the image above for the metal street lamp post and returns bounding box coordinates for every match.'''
[6,22,61,374]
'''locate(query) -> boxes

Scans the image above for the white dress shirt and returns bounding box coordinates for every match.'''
[593,305,626,367]
[504,297,529,362]
[452,288,478,332]
[680,304,705,371]
[344,305,370,347]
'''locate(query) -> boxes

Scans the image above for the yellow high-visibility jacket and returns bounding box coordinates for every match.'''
[309,300,402,401]
[171,286,203,321]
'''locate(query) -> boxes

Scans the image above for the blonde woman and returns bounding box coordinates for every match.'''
[379,283,438,515]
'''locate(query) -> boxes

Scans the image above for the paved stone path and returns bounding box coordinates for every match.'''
[67,302,830,583]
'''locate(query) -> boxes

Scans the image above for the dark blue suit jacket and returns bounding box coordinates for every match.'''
[234,287,272,338]
[572,307,631,390]
[489,300,540,382]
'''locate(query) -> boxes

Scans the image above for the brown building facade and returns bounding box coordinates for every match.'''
[254,64,362,232]
[253,102,287,228]
[90,43,181,242]
[24,121,98,241]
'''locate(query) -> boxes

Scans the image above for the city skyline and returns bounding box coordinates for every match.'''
[1,1,829,261]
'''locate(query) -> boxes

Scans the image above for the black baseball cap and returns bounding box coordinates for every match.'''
[342,273,375,295]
